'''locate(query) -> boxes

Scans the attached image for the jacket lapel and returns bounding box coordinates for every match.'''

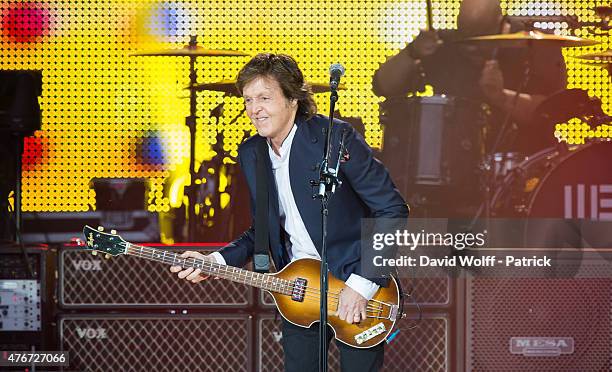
[289,117,324,253]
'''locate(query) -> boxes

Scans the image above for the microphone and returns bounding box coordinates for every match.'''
[329,63,345,91]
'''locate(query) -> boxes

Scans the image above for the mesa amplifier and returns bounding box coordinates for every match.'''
[467,277,612,371]
[58,313,252,372]
[58,244,252,309]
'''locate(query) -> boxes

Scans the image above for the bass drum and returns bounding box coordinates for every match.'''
[491,141,612,251]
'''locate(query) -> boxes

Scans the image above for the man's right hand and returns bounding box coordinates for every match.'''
[169,251,215,284]
[409,30,442,59]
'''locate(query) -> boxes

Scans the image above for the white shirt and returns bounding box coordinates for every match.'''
[211,124,379,300]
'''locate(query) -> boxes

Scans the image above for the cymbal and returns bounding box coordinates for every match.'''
[131,45,249,57]
[190,80,239,95]
[189,80,346,96]
[574,49,612,64]
[462,30,599,48]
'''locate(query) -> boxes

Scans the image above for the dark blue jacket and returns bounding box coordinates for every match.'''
[218,114,408,286]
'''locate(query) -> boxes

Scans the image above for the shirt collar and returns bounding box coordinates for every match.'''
[268,123,297,160]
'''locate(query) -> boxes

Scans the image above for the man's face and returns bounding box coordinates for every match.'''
[242,75,298,143]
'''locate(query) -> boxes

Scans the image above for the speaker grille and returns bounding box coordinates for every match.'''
[402,276,450,305]
[59,247,252,308]
[59,314,252,372]
[383,316,448,371]
[468,277,612,371]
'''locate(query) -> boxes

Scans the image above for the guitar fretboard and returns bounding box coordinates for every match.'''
[125,243,293,295]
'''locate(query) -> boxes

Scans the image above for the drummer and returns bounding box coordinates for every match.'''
[372,0,568,154]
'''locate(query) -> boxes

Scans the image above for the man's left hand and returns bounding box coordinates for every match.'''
[336,286,368,324]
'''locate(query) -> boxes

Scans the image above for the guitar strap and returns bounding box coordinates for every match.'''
[254,139,271,273]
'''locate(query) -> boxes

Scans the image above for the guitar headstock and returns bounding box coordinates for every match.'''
[82,225,127,258]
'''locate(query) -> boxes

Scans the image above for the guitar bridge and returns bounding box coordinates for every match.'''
[291,278,307,302]
[389,304,399,321]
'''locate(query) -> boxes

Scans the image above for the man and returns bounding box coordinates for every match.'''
[373,0,567,154]
[170,53,409,371]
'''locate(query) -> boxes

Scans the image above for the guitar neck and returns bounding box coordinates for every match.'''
[124,243,291,294]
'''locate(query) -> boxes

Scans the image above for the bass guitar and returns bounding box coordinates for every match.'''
[82,225,405,348]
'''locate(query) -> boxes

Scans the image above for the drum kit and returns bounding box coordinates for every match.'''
[131,36,250,241]
[131,38,345,240]
[382,7,612,224]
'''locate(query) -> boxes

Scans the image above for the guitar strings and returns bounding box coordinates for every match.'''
[121,243,390,313]
[121,243,388,313]
[117,243,392,314]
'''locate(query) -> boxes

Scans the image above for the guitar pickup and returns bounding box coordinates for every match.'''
[291,278,307,302]
[354,322,386,345]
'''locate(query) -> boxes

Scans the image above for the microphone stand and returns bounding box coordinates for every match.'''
[310,86,347,372]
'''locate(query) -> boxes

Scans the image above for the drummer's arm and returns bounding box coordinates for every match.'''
[481,46,567,125]
[373,46,423,97]
[480,60,549,124]
[492,89,548,124]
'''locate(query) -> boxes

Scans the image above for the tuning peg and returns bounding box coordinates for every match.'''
[110,229,117,235]
[97,226,104,231]
[105,253,112,259]
[91,251,97,256]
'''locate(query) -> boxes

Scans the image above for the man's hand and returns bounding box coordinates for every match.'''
[479,59,505,105]
[169,251,214,284]
[336,286,368,324]
[409,30,442,59]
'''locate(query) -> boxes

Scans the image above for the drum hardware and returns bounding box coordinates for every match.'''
[488,152,526,180]
[132,36,249,241]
